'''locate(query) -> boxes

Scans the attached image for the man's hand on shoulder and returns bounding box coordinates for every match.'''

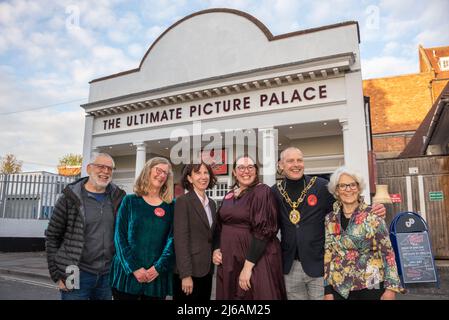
[371,203,386,219]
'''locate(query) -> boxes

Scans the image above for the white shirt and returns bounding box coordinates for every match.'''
[194,190,213,227]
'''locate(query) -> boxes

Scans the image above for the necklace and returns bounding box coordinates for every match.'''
[277,176,317,224]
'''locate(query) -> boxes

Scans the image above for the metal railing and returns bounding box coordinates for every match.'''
[206,182,230,207]
[0,173,75,220]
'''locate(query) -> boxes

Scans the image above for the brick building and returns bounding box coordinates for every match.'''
[363,45,449,159]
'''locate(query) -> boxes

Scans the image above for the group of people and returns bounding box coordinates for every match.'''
[45,147,403,301]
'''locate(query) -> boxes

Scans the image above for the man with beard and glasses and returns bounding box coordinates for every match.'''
[45,153,126,300]
[271,147,386,300]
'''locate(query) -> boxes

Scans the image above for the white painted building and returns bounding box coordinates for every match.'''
[81,9,371,200]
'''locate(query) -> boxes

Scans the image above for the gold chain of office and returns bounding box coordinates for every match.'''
[277,176,317,224]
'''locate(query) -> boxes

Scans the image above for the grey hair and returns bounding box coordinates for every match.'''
[90,152,115,168]
[279,147,303,162]
[327,166,366,199]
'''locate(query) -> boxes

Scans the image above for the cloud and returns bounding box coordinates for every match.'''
[0,66,27,112]
[361,56,418,79]
[91,45,136,73]
[0,1,176,173]
[0,0,448,173]
[382,19,416,42]
[369,0,449,46]
[0,109,85,172]
[0,66,84,172]
[140,0,187,22]
[381,41,416,60]
[127,43,145,59]
[0,26,26,54]
[146,25,166,43]
[67,26,97,47]
[413,1,449,47]
[415,30,449,48]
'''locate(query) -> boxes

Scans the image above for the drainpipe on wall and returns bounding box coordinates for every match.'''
[429,76,449,105]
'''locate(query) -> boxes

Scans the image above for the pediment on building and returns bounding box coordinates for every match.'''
[87,9,359,104]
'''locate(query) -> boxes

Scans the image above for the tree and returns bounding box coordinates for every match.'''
[58,154,82,166]
[0,154,23,174]
[58,154,82,177]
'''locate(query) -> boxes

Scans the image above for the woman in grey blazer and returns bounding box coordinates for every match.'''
[173,162,217,301]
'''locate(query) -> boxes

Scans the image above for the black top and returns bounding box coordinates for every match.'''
[341,214,350,231]
[285,177,306,201]
[284,177,307,261]
[246,237,268,264]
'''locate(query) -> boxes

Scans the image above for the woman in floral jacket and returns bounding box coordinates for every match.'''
[323,166,403,300]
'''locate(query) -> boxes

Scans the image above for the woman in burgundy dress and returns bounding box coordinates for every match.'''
[212,155,286,300]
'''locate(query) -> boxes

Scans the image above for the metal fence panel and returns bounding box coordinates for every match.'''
[0,173,74,220]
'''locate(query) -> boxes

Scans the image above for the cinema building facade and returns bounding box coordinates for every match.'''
[81,9,372,200]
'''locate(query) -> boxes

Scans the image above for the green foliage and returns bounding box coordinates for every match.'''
[59,153,82,166]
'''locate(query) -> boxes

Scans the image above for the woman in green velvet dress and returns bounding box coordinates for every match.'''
[110,157,175,300]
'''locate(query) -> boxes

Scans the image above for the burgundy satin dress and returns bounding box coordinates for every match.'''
[216,184,287,300]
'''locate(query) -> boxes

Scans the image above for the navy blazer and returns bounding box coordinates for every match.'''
[271,175,334,278]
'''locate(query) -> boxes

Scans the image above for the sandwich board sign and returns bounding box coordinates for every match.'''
[389,212,438,286]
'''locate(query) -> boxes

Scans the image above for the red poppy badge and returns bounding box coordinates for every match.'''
[307,194,318,206]
[154,207,165,217]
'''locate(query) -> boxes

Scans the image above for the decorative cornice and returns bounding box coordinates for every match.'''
[83,53,355,116]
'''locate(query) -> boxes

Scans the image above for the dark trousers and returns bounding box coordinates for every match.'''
[331,282,385,300]
[173,273,213,302]
[112,288,164,300]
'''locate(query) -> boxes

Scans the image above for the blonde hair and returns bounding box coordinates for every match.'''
[134,157,174,203]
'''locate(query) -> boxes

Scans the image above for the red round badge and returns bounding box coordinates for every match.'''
[154,207,165,217]
[225,192,234,200]
[307,194,318,206]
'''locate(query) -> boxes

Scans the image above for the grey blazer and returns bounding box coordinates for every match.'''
[174,191,217,279]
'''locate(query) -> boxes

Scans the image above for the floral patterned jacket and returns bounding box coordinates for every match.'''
[324,201,403,299]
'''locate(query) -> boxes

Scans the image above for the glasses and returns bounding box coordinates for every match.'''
[90,163,114,172]
[236,165,256,173]
[154,167,169,177]
[337,182,359,191]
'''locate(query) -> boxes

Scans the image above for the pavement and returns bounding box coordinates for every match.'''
[0,251,448,300]
[0,251,51,282]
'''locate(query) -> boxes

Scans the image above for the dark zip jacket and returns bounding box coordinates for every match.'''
[45,177,126,283]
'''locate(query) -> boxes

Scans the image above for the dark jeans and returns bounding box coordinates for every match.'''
[173,273,213,302]
[112,288,164,300]
[60,270,112,300]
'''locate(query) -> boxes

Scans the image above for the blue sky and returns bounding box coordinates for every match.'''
[1,0,448,172]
